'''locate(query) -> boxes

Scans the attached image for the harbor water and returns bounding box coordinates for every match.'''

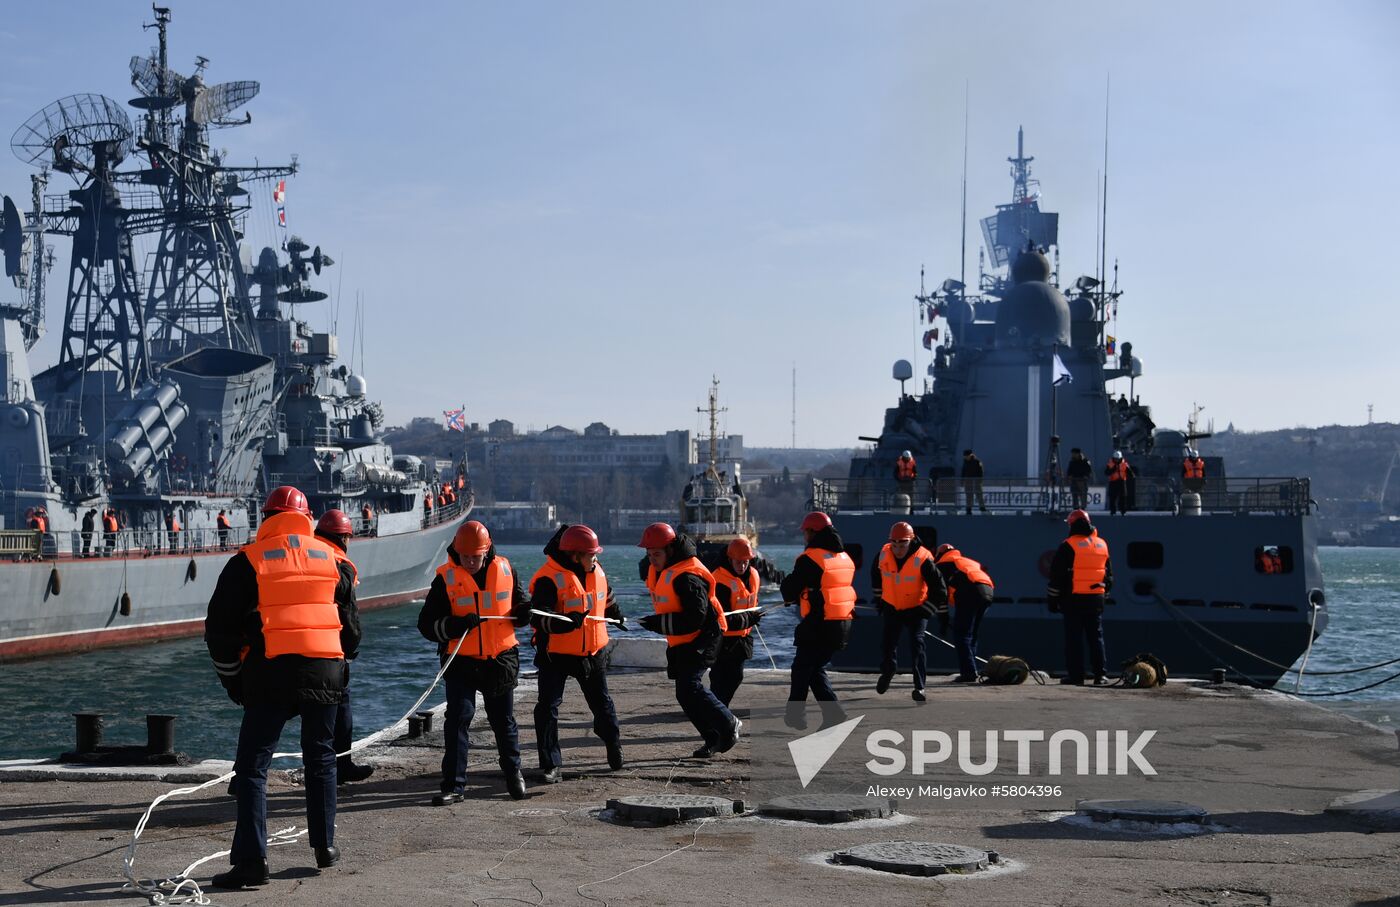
[1,545,1395,762]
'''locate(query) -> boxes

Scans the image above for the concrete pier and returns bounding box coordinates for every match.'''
[2,671,1398,906]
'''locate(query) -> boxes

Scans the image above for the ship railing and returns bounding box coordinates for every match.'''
[421,493,472,530]
[4,526,255,561]
[813,476,1313,517]
[683,520,756,537]
[0,530,42,558]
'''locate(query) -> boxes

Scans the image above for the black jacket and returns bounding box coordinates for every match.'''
[1066,457,1094,480]
[530,524,623,677]
[780,526,852,651]
[1047,528,1115,609]
[961,455,985,478]
[869,541,948,608]
[640,534,724,675]
[417,545,530,695]
[205,548,361,707]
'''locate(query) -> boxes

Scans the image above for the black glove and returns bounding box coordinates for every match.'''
[219,673,242,706]
[750,610,763,627]
[638,613,664,634]
[445,613,482,637]
[1047,596,1062,615]
[566,611,586,631]
[610,613,627,631]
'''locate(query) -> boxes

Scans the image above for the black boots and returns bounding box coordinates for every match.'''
[506,770,527,800]
[315,845,340,869]
[876,671,893,695]
[539,767,562,784]
[337,761,374,784]
[605,739,624,771]
[210,859,269,889]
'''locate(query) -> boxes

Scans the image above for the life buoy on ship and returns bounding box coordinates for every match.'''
[48,567,61,596]
[120,592,132,616]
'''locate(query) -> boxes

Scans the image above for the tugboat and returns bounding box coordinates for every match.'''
[680,378,783,584]
[0,9,467,660]
[820,128,1324,684]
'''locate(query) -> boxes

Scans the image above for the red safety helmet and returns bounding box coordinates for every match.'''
[1067,509,1092,527]
[453,520,491,556]
[316,509,353,537]
[559,524,603,555]
[800,511,832,532]
[935,543,956,559]
[637,522,676,549]
[889,521,915,541]
[263,485,310,516]
[727,537,755,561]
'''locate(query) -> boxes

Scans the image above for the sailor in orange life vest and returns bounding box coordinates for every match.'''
[314,510,375,786]
[1182,447,1206,495]
[1046,508,1114,685]
[636,523,744,758]
[894,449,918,496]
[529,524,624,783]
[780,511,856,717]
[933,542,995,683]
[204,486,360,889]
[709,537,765,707]
[1105,450,1131,516]
[417,520,531,803]
[872,522,948,700]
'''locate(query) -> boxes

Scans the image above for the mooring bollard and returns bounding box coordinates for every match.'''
[416,710,434,734]
[407,715,424,739]
[74,712,103,754]
[1211,668,1227,685]
[146,714,176,755]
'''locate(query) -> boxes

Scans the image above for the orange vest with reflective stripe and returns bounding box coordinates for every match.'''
[1183,457,1204,479]
[327,544,359,586]
[437,557,518,658]
[799,548,856,621]
[1066,531,1110,595]
[712,564,758,638]
[647,557,729,646]
[217,514,231,529]
[935,548,993,607]
[246,511,344,659]
[878,543,933,610]
[1107,459,1129,482]
[531,556,609,656]
[895,456,917,480]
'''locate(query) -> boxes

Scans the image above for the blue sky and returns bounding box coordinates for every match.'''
[0,1,1395,447]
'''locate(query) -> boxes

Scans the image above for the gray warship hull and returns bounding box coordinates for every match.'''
[0,514,456,661]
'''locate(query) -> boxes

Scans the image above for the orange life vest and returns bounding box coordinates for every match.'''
[531,556,609,656]
[361,505,374,519]
[647,557,729,646]
[217,514,231,529]
[1183,457,1204,479]
[877,543,934,610]
[424,493,433,511]
[328,543,359,587]
[712,564,758,638]
[103,513,119,532]
[1065,531,1110,595]
[934,548,993,607]
[245,511,344,659]
[1107,459,1130,482]
[437,557,517,658]
[895,456,917,480]
[798,548,857,621]
[35,514,47,532]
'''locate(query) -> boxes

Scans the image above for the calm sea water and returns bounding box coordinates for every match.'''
[1,545,1396,761]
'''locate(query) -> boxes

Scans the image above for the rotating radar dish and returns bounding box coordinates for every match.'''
[192,80,260,125]
[11,94,134,170]
[130,54,187,99]
[128,95,181,111]
[277,287,330,304]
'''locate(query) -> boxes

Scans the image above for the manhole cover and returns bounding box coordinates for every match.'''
[832,841,997,876]
[760,794,897,823]
[1077,799,1208,824]
[606,794,741,826]
[509,807,566,818]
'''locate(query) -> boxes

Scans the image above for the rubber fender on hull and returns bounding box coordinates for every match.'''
[186,558,197,582]
[47,567,60,596]
[120,592,132,616]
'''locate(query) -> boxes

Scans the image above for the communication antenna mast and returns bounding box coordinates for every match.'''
[697,375,726,470]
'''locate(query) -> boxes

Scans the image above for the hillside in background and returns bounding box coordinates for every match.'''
[1200,423,1400,509]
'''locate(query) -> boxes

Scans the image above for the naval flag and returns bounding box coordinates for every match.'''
[273,180,286,204]
[277,206,286,228]
[443,407,466,432]
[1052,352,1072,387]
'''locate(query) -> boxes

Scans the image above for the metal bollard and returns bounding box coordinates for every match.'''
[407,715,424,739]
[146,714,176,755]
[1211,668,1227,685]
[416,710,435,734]
[74,712,103,754]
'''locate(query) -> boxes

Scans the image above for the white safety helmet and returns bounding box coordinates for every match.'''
[901,450,912,458]
[1113,450,1123,459]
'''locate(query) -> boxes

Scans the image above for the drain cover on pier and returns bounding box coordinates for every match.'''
[509,807,566,818]
[1076,799,1208,824]
[832,841,997,876]
[606,794,742,826]
[759,794,897,823]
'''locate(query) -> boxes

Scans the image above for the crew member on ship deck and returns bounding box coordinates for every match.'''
[1047,508,1113,685]
[872,521,947,700]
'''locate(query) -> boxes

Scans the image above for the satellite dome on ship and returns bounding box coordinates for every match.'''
[994,247,1069,348]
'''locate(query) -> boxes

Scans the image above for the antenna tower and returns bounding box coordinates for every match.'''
[698,375,726,469]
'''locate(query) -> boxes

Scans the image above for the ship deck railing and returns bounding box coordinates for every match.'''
[2,526,256,562]
[683,520,757,538]
[812,476,1313,517]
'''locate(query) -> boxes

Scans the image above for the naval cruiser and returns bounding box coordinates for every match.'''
[822,129,1325,685]
[0,10,465,660]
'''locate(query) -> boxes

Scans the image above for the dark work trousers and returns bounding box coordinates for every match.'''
[1070,479,1089,510]
[675,664,736,745]
[533,662,620,771]
[441,672,520,792]
[333,681,355,769]
[879,606,929,690]
[789,639,840,702]
[953,599,990,678]
[1062,603,1107,680]
[230,700,337,863]
[709,653,746,707]
[1107,480,1129,515]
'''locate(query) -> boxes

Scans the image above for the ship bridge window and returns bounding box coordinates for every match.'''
[1254,545,1293,574]
[1126,542,1164,570]
[717,503,733,523]
[685,504,699,523]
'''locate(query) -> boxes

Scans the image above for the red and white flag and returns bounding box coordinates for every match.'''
[273,180,285,204]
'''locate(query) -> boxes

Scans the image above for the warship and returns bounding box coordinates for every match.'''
[821,128,1325,685]
[0,9,466,660]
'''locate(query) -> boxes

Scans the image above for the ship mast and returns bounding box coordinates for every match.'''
[698,375,726,471]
